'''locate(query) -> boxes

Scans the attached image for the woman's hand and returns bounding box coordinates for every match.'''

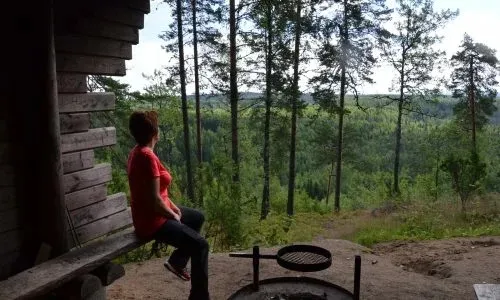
[172,204,182,219]
[173,213,181,223]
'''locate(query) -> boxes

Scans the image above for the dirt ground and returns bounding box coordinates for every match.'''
[107,236,500,300]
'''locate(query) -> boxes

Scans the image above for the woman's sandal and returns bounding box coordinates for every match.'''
[164,261,191,281]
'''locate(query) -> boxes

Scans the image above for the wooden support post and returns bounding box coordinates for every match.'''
[91,262,125,286]
[10,0,69,259]
[54,274,106,300]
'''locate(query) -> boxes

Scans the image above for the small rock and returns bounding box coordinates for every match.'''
[371,260,378,265]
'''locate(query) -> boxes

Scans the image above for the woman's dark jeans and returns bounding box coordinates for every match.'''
[153,206,209,300]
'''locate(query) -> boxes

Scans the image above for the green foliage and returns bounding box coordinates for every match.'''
[91,71,500,263]
[354,197,500,247]
[449,33,499,133]
[440,151,487,211]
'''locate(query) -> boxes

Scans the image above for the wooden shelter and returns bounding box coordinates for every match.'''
[0,0,153,298]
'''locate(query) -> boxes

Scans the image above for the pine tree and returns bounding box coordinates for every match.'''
[191,0,204,206]
[287,0,302,216]
[449,33,499,152]
[311,0,390,211]
[176,0,196,203]
[379,0,457,195]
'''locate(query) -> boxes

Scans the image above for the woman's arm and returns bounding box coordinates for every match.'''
[148,177,180,222]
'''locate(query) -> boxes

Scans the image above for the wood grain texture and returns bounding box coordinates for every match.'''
[57,54,126,76]
[62,150,95,174]
[75,208,132,244]
[114,0,150,13]
[63,163,112,194]
[0,187,16,211]
[53,274,103,300]
[91,262,125,286]
[61,18,139,44]
[60,113,90,134]
[0,229,22,256]
[70,193,127,228]
[87,6,144,29]
[0,227,146,300]
[57,74,87,93]
[474,284,500,300]
[0,209,19,233]
[59,92,115,113]
[56,35,133,59]
[61,127,116,153]
[65,184,107,211]
[0,165,14,186]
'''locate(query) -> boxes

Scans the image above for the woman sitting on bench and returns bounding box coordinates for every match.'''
[127,110,210,300]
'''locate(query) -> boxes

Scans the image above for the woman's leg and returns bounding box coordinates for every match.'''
[168,206,205,269]
[153,219,209,300]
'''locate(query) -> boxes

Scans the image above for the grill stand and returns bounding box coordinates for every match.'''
[249,246,361,300]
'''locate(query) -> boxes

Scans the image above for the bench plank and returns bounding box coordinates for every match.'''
[71,193,127,228]
[0,228,145,300]
[57,54,126,76]
[57,74,87,93]
[0,187,16,211]
[60,113,90,134]
[76,209,132,244]
[0,209,19,233]
[59,92,115,113]
[61,127,116,153]
[63,163,112,194]
[56,35,133,59]
[65,184,108,211]
[62,150,95,174]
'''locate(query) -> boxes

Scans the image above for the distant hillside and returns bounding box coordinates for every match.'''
[187,93,500,124]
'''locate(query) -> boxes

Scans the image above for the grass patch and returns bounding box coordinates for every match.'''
[236,212,336,250]
[351,197,500,247]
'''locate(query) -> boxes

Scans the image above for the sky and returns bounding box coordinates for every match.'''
[121,0,500,95]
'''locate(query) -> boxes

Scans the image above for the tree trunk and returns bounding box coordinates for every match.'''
[469,56,476,152]
[334,0,348,213]
[192,0,203,206]
[434,149,440,201]
[326,153,335,205]
[261,0,273,220]
[287,0,301,216]
[229,0,239,188]
[393,60,405,196]
[177,0,195,202]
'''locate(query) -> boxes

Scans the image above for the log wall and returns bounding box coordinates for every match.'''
[54,0,150,249]
[0,0,150,280]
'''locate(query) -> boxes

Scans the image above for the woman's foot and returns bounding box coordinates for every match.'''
[164,261,190,281]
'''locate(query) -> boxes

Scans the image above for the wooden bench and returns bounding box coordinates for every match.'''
[474,284,500,300]
[0,227,149,300]
[0,193,150,300]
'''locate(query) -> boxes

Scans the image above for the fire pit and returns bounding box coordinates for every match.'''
[228,245,361,300]
[228,276,354,300]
